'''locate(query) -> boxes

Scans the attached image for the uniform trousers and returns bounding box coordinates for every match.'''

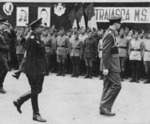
[100,72,121,110]
[130,60,141,80]
[144,61,150,80]
[84,57,95,67]
[45,52,51,73]
[17,75,44,114]
[0,56,9,88]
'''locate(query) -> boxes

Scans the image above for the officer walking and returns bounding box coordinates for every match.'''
[100,16,122,116]
[0,19,9,94]
[13,18,47,122]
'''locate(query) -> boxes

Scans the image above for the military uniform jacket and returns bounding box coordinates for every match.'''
[0,36,8,58]
[83,37,97,58]
[56,35,69,55]
[70,38,83,57]
[101,28,121,72]
[23,32,46,76]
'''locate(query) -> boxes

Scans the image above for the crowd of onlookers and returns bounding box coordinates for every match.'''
[2,24,150,84]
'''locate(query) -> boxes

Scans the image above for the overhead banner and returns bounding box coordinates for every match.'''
[94,7,150,23]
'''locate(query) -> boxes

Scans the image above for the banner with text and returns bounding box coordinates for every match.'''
[94,7,150,23]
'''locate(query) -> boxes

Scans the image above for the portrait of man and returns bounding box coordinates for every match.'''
[16,7,29,26]
[38,7,51,27]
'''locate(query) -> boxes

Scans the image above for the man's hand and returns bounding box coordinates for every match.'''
[103,69,109,75]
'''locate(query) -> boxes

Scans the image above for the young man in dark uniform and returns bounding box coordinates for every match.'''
[13,18,47,122]
[100,16,122,116]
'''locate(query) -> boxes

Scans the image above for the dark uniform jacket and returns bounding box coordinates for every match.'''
[83,37,97,58]
[101,28,121,72]
[23,32,46,76]
[0,36,8,58]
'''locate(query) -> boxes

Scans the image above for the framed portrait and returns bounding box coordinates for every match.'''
[16,7,29,26]
[38,7,51,27]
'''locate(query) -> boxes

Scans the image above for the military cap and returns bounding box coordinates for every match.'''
[29,18,42,30]
[108,16,122,25]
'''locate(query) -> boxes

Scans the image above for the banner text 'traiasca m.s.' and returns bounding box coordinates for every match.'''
[94,7,150,23]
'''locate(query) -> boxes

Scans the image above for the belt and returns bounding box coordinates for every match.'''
[118,46,127,49]
[145,49,150,52]
[131,49,141,51]
[57,46,67,48]
[99,49,103,51]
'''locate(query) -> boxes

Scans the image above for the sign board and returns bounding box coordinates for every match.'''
[94,7,150,23]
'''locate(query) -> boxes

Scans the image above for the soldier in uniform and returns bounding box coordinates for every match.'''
[142,31,150,83]
[13,18,47,122]
[79,28,88,75]
[41,28,52,75]
[56,28,69,76]
[129,30,143,83]
[50,29,57,73]
[69,31,83,77]
[83,30,97,79]
[0,19,9,94]
[99,16,122,116]
[117,28,129,80]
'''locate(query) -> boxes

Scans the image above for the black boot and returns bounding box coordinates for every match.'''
[130,72,136,82]
[13,91,31,113]
[31,94,46,122]
[75,66,79,78]
[71,66,76,77]
[62,64,65,76]
[84,66,90,78]
[89,66,93,79]
[144,72,150,84]
[56,63,62,76]
[0,71,8,93]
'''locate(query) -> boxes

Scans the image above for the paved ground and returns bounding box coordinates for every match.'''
[0,71,150,124]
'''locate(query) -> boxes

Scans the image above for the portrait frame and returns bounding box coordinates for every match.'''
[16,7,29,27]
[38,7,51,27]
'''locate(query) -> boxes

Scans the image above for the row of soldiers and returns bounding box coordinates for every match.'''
[12,24,150,84]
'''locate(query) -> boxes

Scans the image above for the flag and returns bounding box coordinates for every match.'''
[68,8,77,29]
[76,5,86,28]
[84,3,97,29]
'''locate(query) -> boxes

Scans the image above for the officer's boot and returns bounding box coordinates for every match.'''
[89,66,93,79]
[32,94,46,122]
[135,73,139,83]
[75,66,79,78]
[56,63,62,76]
[84,66,90,78]
[130,72,136,82]
[62,64,65,76]
[144,71,150,84]
[0,71,8,94]
[71,66,76,77]
[13,91,32,113]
